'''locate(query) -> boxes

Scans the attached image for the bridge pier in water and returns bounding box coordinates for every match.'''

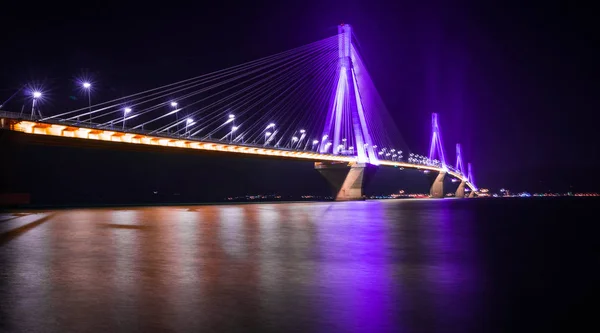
[315,161,378,201]
[429,171,446,198]
[455,180,466,198]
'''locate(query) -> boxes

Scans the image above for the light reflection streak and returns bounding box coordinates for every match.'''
[315,201,397,332]
[110,209,141,327]
[218,206,247,259]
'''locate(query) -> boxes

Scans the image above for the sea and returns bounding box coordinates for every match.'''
[0,197,598,332]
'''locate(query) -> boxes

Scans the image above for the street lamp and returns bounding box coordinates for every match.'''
[123,107,132,129]
[186,118,194,137]
[230,125,239,142]
[31,91,42,118]
[170,101,179,132]
[82,82,92,122]
[312,139,319,151]
[265,131,272,144]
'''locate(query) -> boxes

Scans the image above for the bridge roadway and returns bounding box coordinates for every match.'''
[0,113,476,194]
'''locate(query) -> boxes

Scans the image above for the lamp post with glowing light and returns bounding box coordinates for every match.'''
[264,123,275,145]
[31,91,42,118]
[230,126,239,143]
[123,107,132,129]
[295,129,306,149]
[170,101,178,132]
[186,118,194,137]
[82,82,92,122]
[227,114,235,142]
[312,139,319,151]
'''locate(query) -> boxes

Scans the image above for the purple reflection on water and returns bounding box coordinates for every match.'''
[315,201,398,332]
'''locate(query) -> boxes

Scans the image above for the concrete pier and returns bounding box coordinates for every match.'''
[429,171,446,198]
[455,180,466,198]
[315,161,378,201]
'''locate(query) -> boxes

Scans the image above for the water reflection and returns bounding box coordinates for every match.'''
[0,201,483,332]
[315,201,397,332]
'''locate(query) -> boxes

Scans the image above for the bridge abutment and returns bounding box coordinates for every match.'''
[315,161,377,201]
[429,171,446,198]
[455,180,466,198]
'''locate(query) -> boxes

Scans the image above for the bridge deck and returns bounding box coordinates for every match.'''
[0,112,475,192]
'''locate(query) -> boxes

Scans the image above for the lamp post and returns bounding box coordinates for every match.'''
[31,91,42,119]
[296,129,306,149]
[186,118,194,137]
[82,82,92,122]
[123,107,132,129]
[231,126,238,143]
[228,114,235,142]
[170,101,178,133]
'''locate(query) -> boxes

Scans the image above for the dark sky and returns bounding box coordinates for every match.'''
[1,0,598,192]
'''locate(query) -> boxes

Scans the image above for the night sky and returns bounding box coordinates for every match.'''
[1,0,598,193]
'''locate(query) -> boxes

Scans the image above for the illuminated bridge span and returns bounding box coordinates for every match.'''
[1,24,478,200]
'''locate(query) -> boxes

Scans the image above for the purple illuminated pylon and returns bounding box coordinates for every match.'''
[319,24,378,164]
[428,113,447,170]
[467,163,476,189]
[455,143,465,175]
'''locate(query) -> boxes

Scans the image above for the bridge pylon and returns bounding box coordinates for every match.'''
[455,143,466,198]
[428,113,447,198]
[316,24,379,200]
[467,163,477,197]
[318,24,377,164]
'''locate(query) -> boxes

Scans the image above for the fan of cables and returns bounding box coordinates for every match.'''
[43,32,411,159]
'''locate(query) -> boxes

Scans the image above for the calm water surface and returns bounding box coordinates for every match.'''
[1,198,598,332]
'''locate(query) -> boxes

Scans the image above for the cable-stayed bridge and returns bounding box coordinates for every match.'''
[0,24,478,200]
